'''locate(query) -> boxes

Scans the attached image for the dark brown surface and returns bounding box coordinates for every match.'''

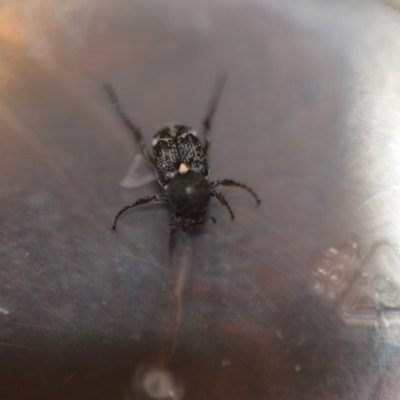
[1,0,400,399]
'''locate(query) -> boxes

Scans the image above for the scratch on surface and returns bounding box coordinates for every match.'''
[161,240,191,364]
[106,244,176,275]
[2,320,112,340]
[230,284,253,303]
[3,320,76,333]
[0,341,37,350]
[214,230,284,273]
[0,270,55,310]
[352,187,396,216]
[74,237,106,249]
[0,106,92,211]
[0,265,56,292]
[0,103,121,238]
[0,307,9,315]
[62,371,75,388]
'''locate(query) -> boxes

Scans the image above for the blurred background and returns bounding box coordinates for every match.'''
[1,0,400,399]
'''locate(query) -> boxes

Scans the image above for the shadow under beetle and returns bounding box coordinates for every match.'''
[105,76,260,256]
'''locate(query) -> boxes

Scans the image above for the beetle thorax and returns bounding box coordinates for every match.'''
[167,170,210,219]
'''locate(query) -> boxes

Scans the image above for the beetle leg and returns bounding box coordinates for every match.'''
[202,73,228,155]
[211,190,235,220]
[210,179,261,206]
[111,195,168,231]
[104,83,154,166]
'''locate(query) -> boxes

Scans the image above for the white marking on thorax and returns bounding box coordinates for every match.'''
[179,162,190,174]
[152,136,173,146]
[179,130,197,139]
[169,125,177,137]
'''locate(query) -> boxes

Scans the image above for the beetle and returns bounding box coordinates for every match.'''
[104,76,260,255]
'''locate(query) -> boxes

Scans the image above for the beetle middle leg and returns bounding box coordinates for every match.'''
[111,194,168,231]
[211,179,261,205]
[104,84,154,166]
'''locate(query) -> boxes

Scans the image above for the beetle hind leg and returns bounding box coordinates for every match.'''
[111,194,168,231]
[211,190,235,220]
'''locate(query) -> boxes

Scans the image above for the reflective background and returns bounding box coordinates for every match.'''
[1,0,400,399]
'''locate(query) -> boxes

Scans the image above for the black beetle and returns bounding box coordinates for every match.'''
[105,77,260,255]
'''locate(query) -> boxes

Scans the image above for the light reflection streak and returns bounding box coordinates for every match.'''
[350,9,400,244]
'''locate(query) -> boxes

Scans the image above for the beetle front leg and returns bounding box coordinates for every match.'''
[202,74,228,155]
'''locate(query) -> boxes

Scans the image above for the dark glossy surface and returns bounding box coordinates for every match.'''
[1,0,400,399]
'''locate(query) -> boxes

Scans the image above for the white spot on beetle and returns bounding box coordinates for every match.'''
[169,126,177,137]
[179,129,197,139]
[179,163,190,174]
[152,136,173,146]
